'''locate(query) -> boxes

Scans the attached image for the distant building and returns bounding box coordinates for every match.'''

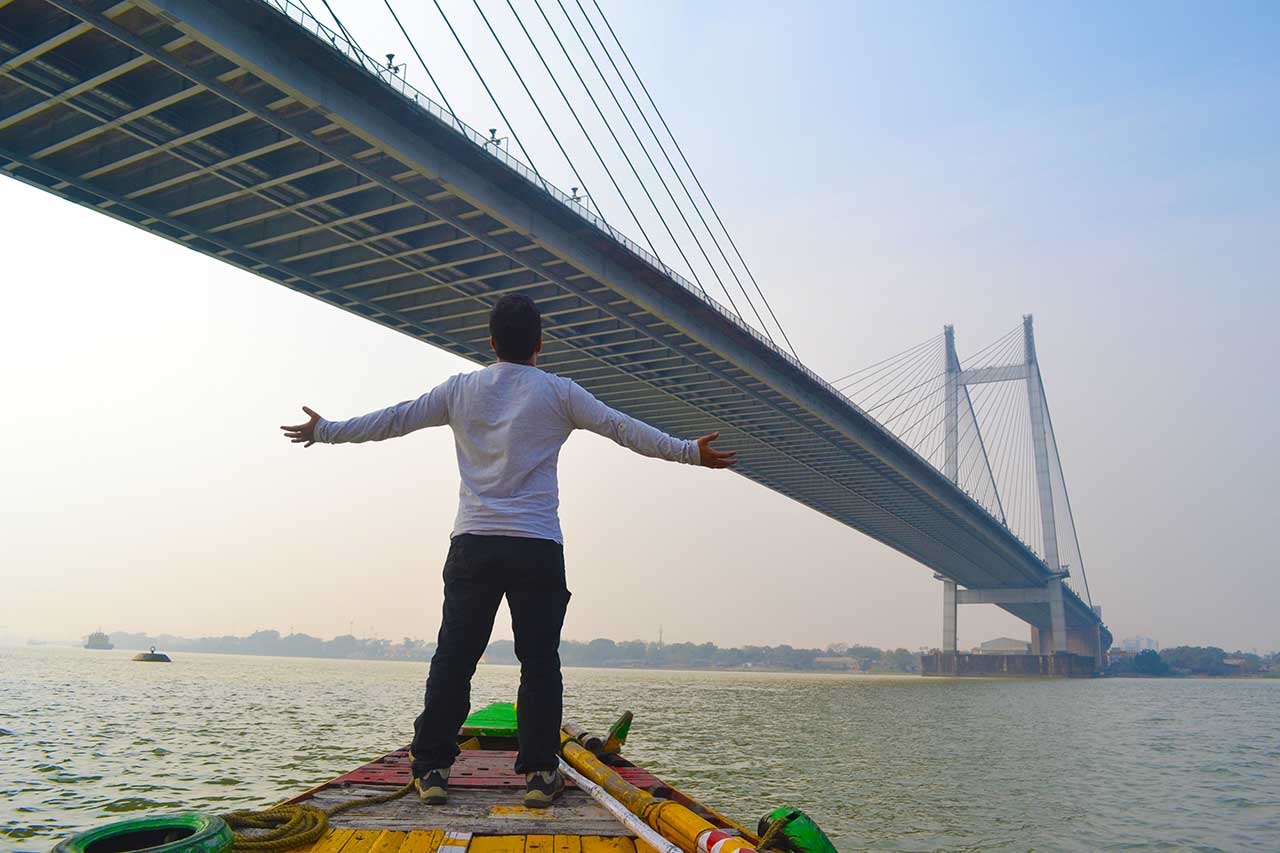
[976,637,1031,655]
[84,631,112,650]
[1121,636,1158,652]
[813,656,865,672]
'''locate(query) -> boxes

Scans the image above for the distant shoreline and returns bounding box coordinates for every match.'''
[14,643,920,675]
[18,636,1276,678]
[13,634,922,674]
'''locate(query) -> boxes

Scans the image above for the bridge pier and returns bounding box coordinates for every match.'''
[941,577,957,653]
[1031,621,1104,668]
[933,576,1102,674]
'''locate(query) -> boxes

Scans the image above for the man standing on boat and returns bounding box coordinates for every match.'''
[281,294,736,807]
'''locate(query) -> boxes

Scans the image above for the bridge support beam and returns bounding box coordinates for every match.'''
[940,580,1084,659]
[940,576,957,652]
[1032,620,1104,666]
[1047,577,1068,654]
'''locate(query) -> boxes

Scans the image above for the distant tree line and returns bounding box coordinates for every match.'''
[104,630,920,672]
[110,630,434,661]
[483,639,919,671]
[1108,646,1277,677]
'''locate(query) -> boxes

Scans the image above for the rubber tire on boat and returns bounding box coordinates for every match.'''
[51,813,232,853]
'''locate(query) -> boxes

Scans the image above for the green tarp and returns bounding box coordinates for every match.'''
[461,701,518,737]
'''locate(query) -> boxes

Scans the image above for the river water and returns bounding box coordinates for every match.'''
[2,646,1278,851]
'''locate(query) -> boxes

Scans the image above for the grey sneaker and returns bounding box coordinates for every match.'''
[523,769,565,808]
[415,768,450,805]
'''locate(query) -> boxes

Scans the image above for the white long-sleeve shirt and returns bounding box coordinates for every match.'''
[314,362,700,543]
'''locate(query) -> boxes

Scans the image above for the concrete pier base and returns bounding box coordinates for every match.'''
[921,652,1098,677]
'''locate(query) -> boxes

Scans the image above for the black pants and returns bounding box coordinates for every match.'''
[410,533,570,775]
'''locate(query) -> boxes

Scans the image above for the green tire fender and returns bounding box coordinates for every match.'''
[51,813,232,853]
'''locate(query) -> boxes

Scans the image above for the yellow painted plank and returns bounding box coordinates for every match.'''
[310,829,357,853]
[489,805,558,820]
[290,828,328,853]
[368,830,409,853]
[554,837,582,853]
[399,830,446,853]
[293,828,341,853]
[468,836,526,853]
[343,829,385,853]
[581,838,636,853]
[525,835,554,853]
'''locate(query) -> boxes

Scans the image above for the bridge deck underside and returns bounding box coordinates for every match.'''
[0,0,1098,631]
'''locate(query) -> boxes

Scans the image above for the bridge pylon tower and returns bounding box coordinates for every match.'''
[938,316,1100,665]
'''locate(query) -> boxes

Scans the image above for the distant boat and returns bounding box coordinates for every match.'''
[132,646,171,663]
[84,631,113,650]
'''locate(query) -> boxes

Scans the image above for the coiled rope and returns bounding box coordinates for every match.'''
[756,810,800,852]
[221,780,414,851]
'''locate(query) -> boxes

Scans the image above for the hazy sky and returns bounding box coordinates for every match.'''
[2,1,1277,652]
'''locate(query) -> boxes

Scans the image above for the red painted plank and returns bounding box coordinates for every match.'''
[327,749,664,792]
[330,751,576,789]
[614,768,662,789]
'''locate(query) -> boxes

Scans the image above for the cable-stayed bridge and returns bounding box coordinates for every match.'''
[0,0,1108,667]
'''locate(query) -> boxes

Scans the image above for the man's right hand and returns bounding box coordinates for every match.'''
[280,406,323,448]
[696,431,737,469]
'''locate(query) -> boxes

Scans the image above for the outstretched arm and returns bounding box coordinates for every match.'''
[280,382,450,447]
[566,382,736,469]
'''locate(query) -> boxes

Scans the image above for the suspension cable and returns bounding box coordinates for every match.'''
[529,0,729,314]
[502,0,670,275]
[572,0,795,356]
[555,0,774,343]
[430,0,542,177]
[382,0,457,118]
[834,333,941,388]
[588,0,797,356]
[470,0,598,220]
[318,0,369,69]
[852,337,941,406]
[1040,371,1093,606]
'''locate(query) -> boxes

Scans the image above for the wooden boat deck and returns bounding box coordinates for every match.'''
[296,829,644,853]
[303,751,637,838]
[282,704,753,853]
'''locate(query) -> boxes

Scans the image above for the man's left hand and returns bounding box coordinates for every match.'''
[281,406,323,447]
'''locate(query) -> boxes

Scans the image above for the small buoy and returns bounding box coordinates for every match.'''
[52,813,230,853]
[132,646,172,663]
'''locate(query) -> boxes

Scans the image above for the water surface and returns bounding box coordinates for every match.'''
[3,646,1278,850]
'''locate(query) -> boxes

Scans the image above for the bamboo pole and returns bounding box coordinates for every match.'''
[559,733,758,853]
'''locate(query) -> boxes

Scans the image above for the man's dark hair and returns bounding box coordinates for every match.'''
[489,294,542,362]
